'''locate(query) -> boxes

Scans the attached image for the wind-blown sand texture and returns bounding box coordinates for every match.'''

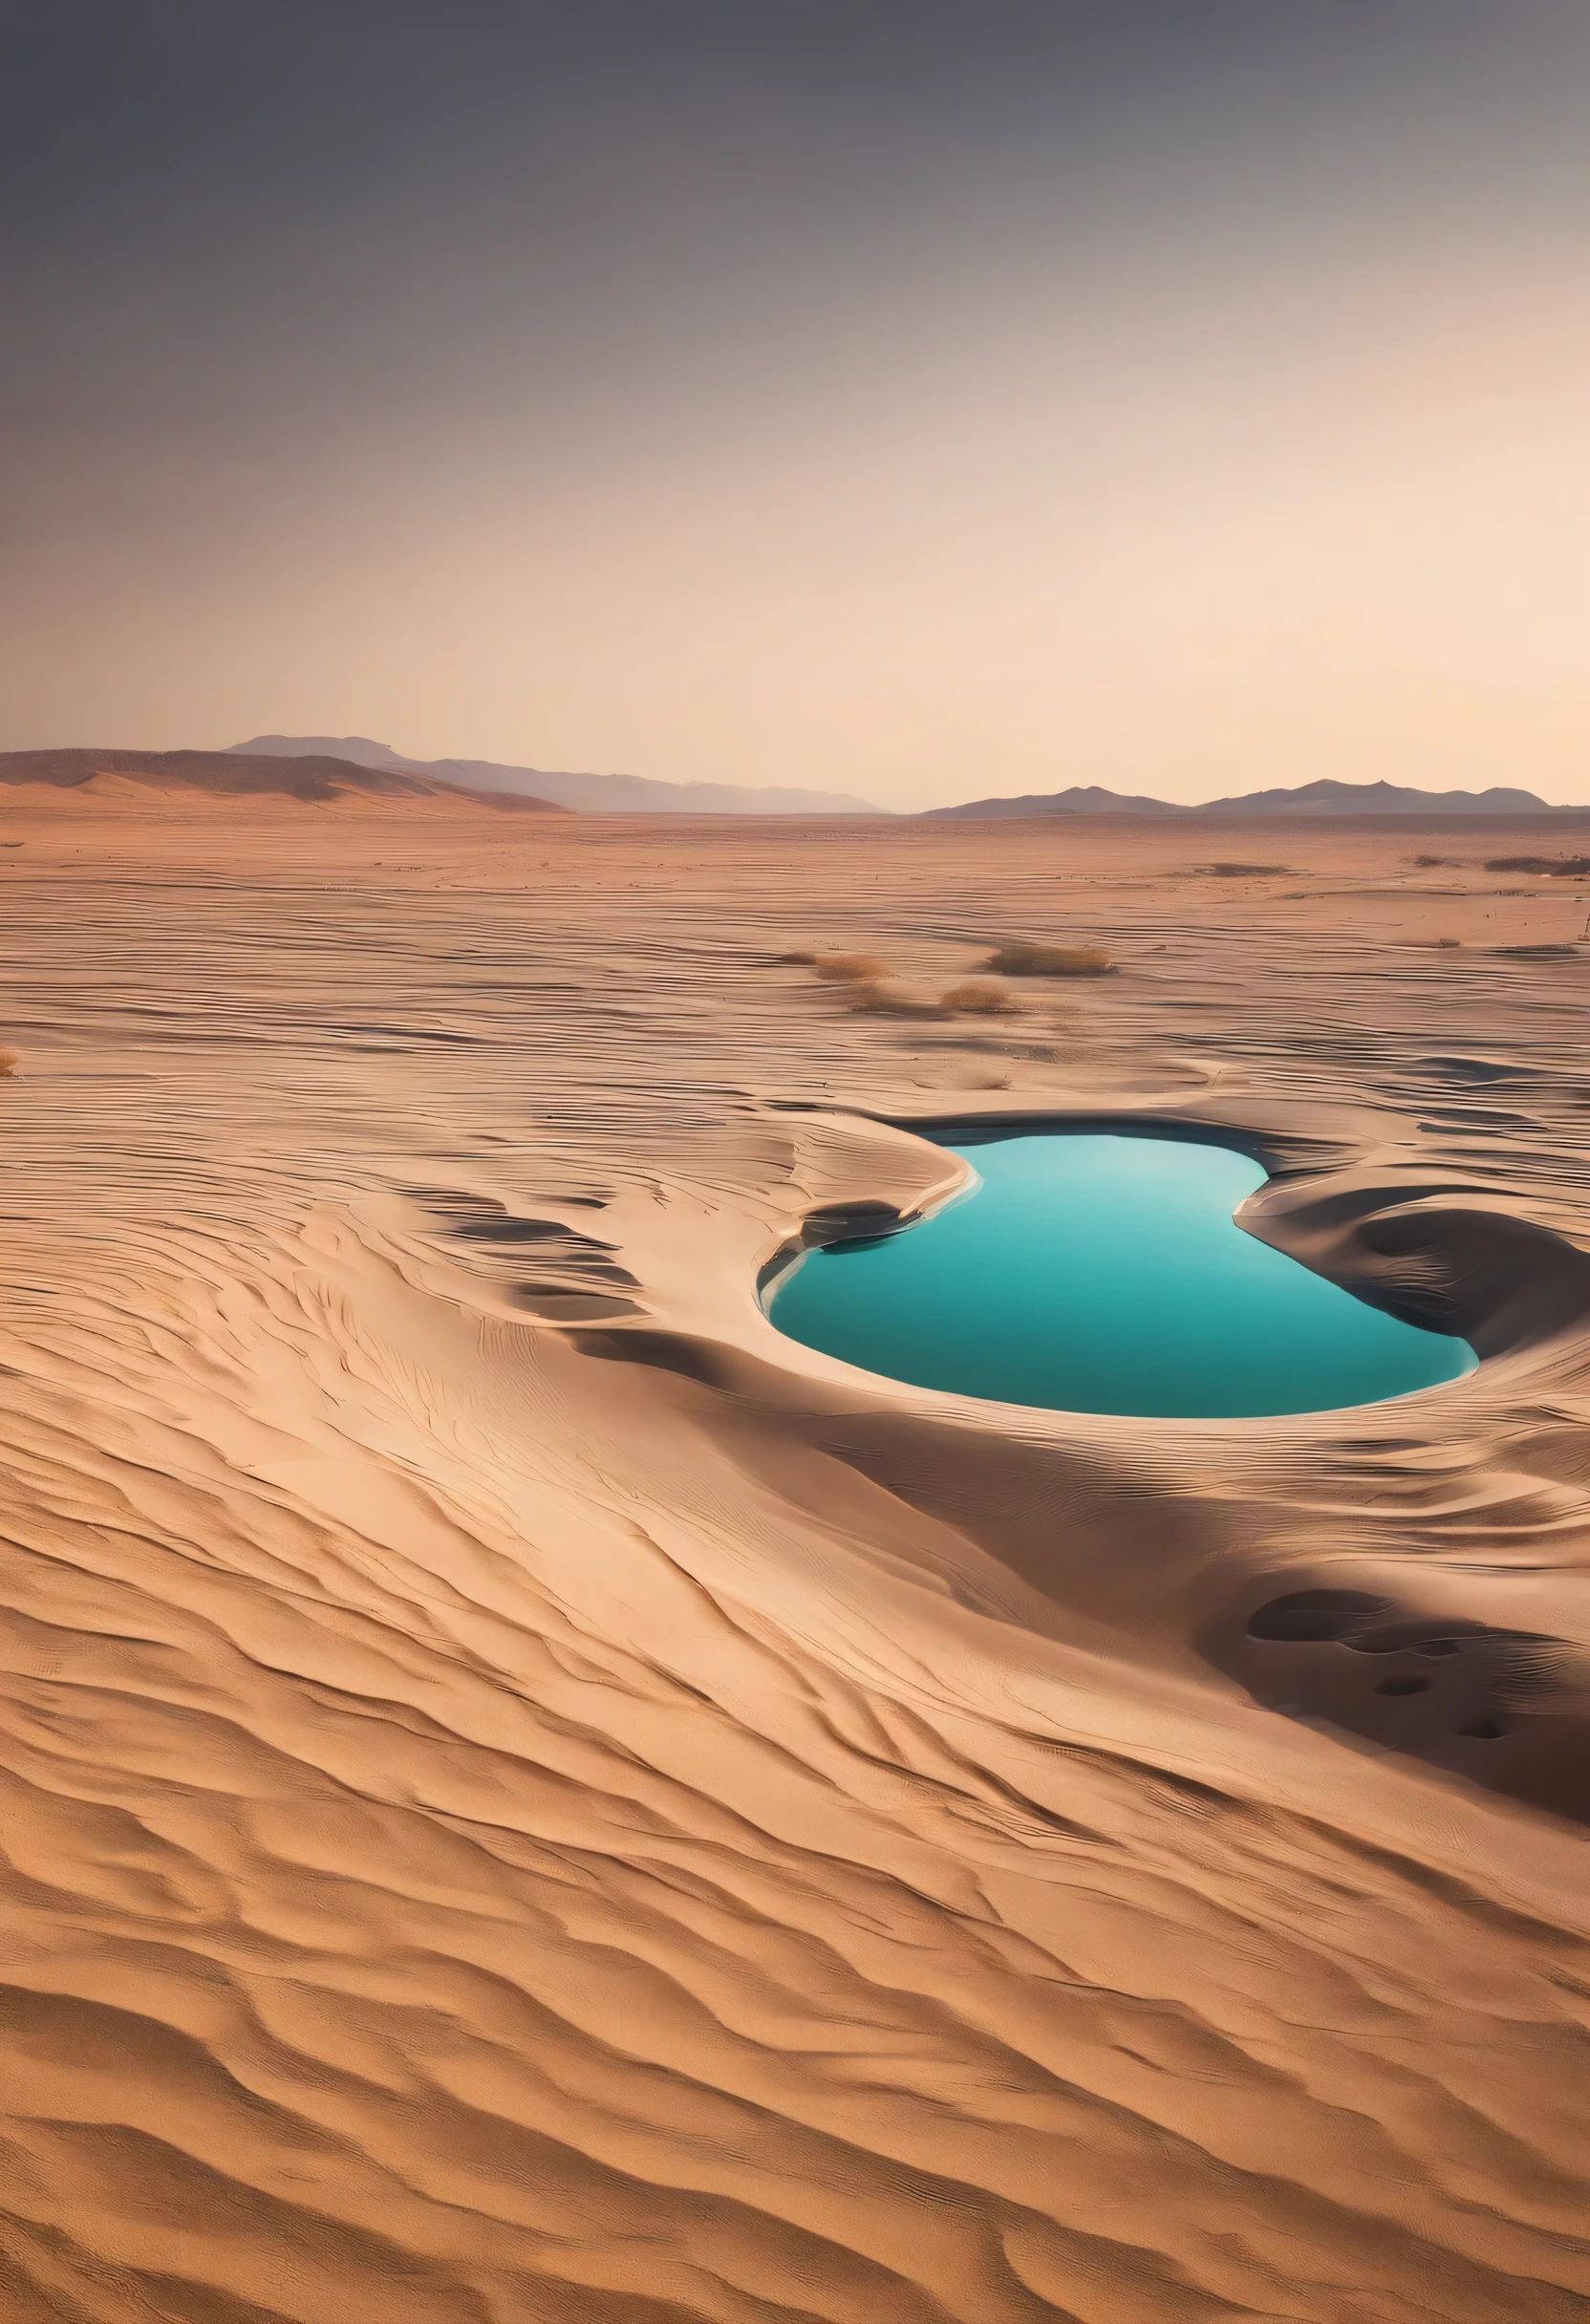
[1,785,1588,2322]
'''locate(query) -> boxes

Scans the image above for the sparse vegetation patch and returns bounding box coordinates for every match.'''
[982,940,1115,978]
[940,979,1022,1016]
[812,952,889,982]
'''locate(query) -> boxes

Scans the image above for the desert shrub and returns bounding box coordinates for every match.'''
[1411,853,1458,868]
[846,979,947,1017]
[940,978,1022,1016]
[1202,862,1287,877]
[776,949,817,964]
[1485,856,1590,876]
[982,940,1115,978]
[813,951,889,982]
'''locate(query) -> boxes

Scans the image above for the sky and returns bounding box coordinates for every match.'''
[4,0,1590,809]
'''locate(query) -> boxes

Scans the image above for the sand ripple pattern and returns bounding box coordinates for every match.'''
[0,800,1587,2320]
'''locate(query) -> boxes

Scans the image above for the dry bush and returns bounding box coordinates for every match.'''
[846,979,948,1018]
[1410,853,1459,869]
[813,951,889,982]
[776,948,817,965]
[982,940,1115,978]
[941,978,1022,1016]
[1436,936,1462,948]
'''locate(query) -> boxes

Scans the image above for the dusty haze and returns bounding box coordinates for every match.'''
[6,2,1590,805]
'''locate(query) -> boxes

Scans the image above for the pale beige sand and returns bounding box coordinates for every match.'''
[1,782,1588,2321]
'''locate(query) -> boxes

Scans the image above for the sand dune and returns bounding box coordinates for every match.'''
[0,789,1587,2320]
[0,748,567,811]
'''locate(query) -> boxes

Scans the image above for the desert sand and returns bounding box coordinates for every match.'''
[1,777,1588,2322]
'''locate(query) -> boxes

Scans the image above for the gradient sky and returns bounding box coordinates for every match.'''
[4,0,1590,807]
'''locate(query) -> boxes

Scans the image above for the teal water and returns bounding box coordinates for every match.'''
[767,1131,1476,1419]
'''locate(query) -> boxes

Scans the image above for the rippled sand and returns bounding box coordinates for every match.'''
[1,780,1587,2321]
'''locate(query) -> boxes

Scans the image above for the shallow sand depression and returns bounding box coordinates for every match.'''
[1,785,1589,2321]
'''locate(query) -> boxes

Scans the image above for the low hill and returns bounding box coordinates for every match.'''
[1199,778,1556,816]
[0,748,567,810]
[232,734,881,816]
[926,776,1568,818]
[924,785,1179,819]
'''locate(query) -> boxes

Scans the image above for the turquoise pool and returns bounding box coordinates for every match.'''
[767,1130,1476,1419]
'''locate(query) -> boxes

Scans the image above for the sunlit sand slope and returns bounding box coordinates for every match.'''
[0,793,1587,2321]
[0,747,567,810]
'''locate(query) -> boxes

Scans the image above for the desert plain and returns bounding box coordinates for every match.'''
[1,772,1589,2322]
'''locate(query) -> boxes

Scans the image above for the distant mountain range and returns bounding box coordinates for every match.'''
[232,735,878,817]
[925,778,1574,819]
[20,742,1578,822]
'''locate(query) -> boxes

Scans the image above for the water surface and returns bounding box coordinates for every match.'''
[768,1130,1475,1418]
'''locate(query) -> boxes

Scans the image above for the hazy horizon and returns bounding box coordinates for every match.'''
[7,1,1590,808]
